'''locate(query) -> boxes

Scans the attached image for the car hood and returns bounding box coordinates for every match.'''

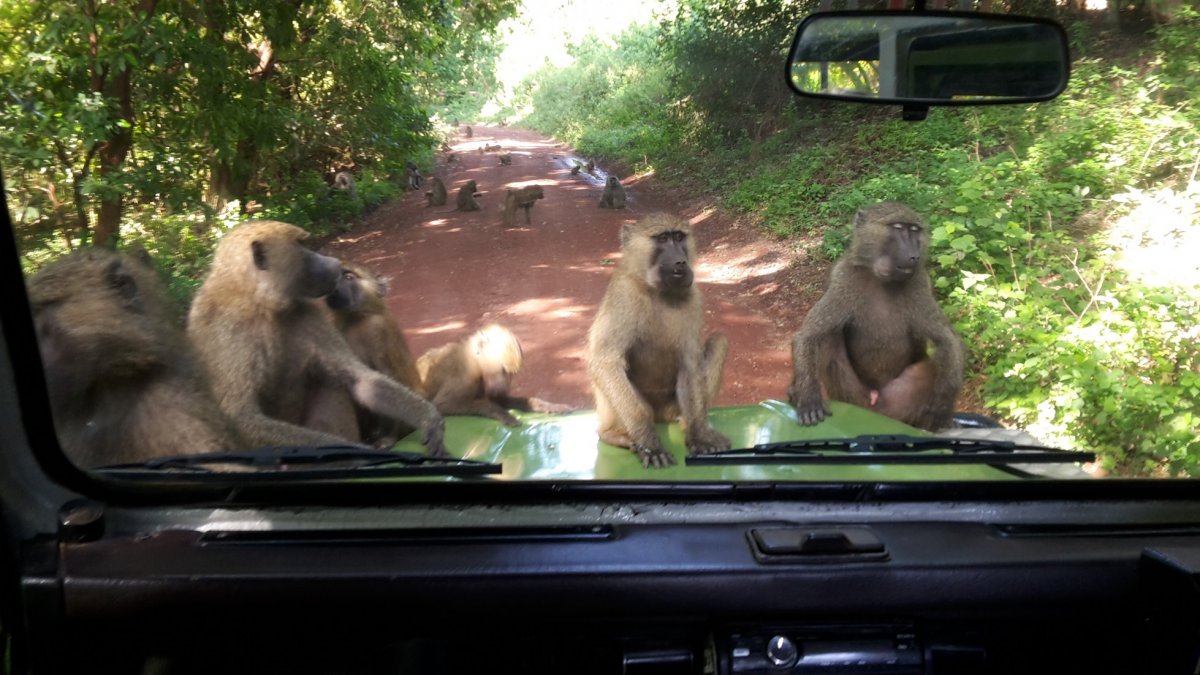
[390,400,1054,481]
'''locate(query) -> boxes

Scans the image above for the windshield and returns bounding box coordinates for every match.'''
[1,0,1196,487]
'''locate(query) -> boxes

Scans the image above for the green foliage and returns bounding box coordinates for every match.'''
[516,10,1200,476]
[0,0,517,257]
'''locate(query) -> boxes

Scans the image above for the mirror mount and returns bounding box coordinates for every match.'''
[901,104,929,121]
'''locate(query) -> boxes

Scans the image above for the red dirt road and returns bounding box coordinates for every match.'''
[321,126,821,410]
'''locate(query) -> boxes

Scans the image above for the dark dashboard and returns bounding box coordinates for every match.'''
[11,497,1200,675]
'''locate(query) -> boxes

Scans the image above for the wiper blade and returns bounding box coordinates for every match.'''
[686,434,1095,466]
[94,445,503,478]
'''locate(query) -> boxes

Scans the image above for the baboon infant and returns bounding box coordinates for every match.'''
[27,248,241,467]
[598,176,626,209]
[587,213,729,469]
[788,201,965,430]
[502,185,544,226]
[309,261,423,447]
[187,220,447,456]
[425,176,447,207]
[456,179,482,211]
[417,324,572,426]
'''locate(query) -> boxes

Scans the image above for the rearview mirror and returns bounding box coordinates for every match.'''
[787,11,1070,106]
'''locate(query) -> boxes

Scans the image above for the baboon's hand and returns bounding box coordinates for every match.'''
[686,426,731,455]
[789,385,831,426]
[631,442,676,469]
[497,411,522,427]
[421,415,449,458]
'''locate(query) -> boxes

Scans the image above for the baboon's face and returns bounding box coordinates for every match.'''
[650,229,693,291]
[851,202,928,284]
[325,265,364,311]
[871,220,926,283]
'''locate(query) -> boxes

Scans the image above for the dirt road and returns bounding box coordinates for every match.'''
[321,126,821,409]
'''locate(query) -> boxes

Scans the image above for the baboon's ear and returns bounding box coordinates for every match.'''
[853,207,870,229]
[252,240,267,270]
[127,244,155,269]
[620,223,634,248]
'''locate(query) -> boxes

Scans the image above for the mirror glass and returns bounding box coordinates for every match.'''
[788,12,1070,104]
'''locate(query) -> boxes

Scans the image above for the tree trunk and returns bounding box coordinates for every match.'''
[87,0,158,248]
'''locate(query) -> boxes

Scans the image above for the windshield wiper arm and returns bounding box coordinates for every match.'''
[94,445,503,478]
[686,434,1096,466]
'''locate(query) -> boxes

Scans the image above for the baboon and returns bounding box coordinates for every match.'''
[788,201,965,430]
[406,160,422,191]
[584,159,595,174]
[501,185,544,226]
[333,171,357,199]
[482,143,501,152]
[425,176,448,207]
[445,153,458,164]
[187,220,447,456]
[27,248,242,467]
[587,213,729,469]
[570,162,582,176]
[456,179,482,211]
[315,261,423,447]
[417,324,573,426]
[498,153,512,166]
[598,176,626,209]
[440,141,452,152]
[464,125,473,138]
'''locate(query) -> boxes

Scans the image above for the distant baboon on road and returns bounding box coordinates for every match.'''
[502,185,544,226]
[425,176,448,207]
[598,176,626,209]
[456,180,482,211]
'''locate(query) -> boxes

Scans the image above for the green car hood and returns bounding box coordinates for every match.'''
[393,400,1032,481]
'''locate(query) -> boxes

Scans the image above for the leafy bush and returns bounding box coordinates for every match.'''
[516,11,1200,475]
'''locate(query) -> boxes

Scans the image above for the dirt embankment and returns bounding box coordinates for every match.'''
[321,125,827,409]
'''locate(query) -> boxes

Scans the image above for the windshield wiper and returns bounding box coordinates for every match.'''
[686,434,1096,467]
[94,445,503,478]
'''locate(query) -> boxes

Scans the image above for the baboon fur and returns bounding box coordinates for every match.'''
[598,176,626,209]
[425,176,448,207]
[417,324,573,427]
[788,201,965,430]
[27,248,242,467]
[456,180,482,211]
[186,220,447,456]
[313,261,423,447]
[502,185,544,226]
[587,213,729,469]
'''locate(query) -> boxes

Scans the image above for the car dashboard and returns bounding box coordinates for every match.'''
[11,494,1200,675]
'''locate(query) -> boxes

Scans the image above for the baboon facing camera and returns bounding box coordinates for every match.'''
[598,176,626,209]
[788,201,965,430]
[587,213,729,469]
